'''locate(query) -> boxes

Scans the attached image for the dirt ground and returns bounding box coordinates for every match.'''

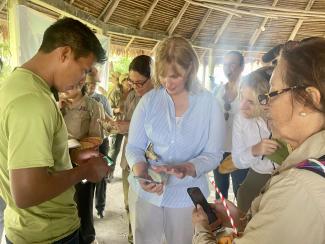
[93,167,235,244]
[94,165,129,244]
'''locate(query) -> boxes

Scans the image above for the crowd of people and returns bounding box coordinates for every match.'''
[0,17,324,244]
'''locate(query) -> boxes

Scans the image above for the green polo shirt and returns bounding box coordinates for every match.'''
[0,68,79,243]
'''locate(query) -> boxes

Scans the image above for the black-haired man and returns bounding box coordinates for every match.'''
[0,18,111,243]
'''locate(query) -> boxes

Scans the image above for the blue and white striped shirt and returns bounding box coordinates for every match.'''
[126,87,225,208]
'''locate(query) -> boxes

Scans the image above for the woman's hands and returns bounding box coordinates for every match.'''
[132,163,164,195]
[152,162,196,179]
[251,139,279,157]
[192,200,246,231]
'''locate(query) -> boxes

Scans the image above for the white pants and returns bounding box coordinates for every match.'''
[129,188,194,244]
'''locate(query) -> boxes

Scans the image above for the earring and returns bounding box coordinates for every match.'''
[299,112,307,117]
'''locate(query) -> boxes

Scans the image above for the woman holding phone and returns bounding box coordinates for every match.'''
[126,36,225,244]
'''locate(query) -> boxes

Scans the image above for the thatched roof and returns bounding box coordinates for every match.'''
[1,0,325,62]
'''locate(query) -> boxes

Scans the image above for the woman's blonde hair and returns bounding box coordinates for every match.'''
[240,66,274,116]
[153,36,200,92]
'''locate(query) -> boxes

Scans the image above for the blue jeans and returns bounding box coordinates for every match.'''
[213,152,249,199]
[6,229,79,244]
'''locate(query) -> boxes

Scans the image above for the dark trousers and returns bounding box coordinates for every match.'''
[94,137,109,214]
[95,178,107,213]
[237,169,271,213]
[75,182,96,244]
[108,134,124,168]
[6,229,79,244]
[213,152,249,199]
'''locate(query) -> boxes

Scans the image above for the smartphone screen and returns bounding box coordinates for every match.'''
[187,187,217,224]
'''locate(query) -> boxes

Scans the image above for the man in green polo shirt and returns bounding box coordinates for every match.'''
[0,18,111,243]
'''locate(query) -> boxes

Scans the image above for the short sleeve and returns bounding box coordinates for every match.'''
[5,95,56,169]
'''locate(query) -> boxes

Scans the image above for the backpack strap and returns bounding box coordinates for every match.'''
[296,155,325,178]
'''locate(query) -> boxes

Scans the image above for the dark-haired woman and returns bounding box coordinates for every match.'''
[115,55,154,243]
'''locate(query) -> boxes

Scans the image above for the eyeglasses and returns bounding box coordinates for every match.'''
[127,77,149,88]
[258,86,306,105]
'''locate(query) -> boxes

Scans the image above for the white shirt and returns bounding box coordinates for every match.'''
[214,84,240,152]
[232,114,278,174]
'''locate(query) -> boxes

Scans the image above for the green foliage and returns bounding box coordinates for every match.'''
[0,42,12,81]
[112,56,132,74]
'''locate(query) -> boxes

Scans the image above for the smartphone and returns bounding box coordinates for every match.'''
[187,187,217,224]
[134,176,161,184]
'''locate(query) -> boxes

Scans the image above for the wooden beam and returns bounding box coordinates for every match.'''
[150,41,159,54]
[288,0,316,40]
[98,1,112,20]
[138,0,159,30]
[69,0,74,4]
[125,36,135,50]
[191,9,212,41]
[167,2,190,36]
[213,0,243,44]
[103,0,121,23]
[26,0,273,52]
[194,0,324,15]
[0,0,7,11]
[249,0,279,48]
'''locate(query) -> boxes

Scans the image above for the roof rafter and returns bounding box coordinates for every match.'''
[249,0,279,48]
[125,36,135,50]
[288,0,316,40]
[138,0,159,30]
[167,1,190,36]
[201,0,242,59]
[98,0,112,20]
[25,0,271,53]
[103,0,121,23]
[191,9,212,41]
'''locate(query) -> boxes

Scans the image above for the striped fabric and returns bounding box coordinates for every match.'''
[126,86,225,208]
[296,156,325,178]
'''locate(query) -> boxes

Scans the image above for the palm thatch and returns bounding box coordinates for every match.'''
[1,0,325,63]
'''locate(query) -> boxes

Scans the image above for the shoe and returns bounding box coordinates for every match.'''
[97,211,105,219]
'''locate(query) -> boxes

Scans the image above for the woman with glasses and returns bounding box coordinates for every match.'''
[116,55,154,243]
[126,37,225,244]
[192,37,325,244]
[232,66,279,214]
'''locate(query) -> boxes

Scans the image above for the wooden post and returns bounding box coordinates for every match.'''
[208,48,215,90]
[8,0,20,67]
[202,56,207,88]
